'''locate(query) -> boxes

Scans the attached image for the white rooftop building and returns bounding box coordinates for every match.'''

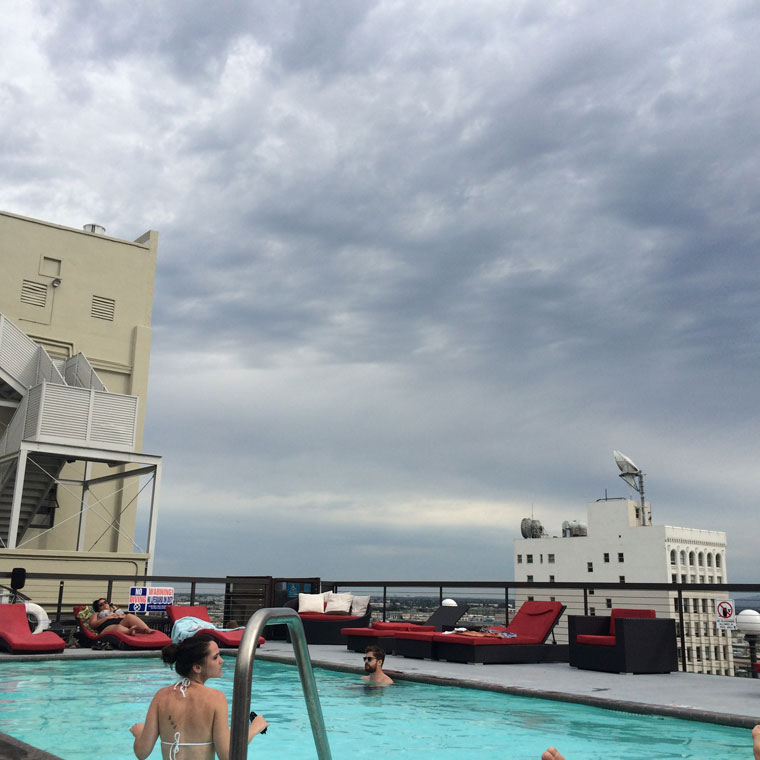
[513,496,733,675]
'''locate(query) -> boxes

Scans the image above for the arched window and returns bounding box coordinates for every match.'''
[698,552,704,566]
[707,553,713,568]
[689,551,696,566]
[716,553,722,569]
[670,550,677,565]
[680,550,686,565]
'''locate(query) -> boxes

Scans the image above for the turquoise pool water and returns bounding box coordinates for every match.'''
[0,658,747,759]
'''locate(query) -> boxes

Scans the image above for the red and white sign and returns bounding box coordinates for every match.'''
[715,599,736,630]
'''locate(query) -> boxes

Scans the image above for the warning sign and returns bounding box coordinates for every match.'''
[129,586,175,613]
[715,599,736,630]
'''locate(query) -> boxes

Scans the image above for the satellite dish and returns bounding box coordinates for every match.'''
[614,450,639,475]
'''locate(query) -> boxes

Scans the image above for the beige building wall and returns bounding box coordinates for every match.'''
[0,210,158,563]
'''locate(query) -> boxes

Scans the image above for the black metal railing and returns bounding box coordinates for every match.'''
[2,570,758,677]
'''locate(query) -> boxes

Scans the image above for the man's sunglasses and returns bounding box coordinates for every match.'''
[362,656,376,661]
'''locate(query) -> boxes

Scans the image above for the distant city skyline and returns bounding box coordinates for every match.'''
[2,2,759,581]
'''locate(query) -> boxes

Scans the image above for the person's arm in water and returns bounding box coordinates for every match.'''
[211,691,268,760]
[130,694,160,760]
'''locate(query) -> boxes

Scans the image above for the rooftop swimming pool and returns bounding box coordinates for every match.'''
[0,657,747,759]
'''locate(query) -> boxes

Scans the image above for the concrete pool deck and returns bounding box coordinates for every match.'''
[3,642,759,729]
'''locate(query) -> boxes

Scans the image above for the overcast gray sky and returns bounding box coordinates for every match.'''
[2,1,759,581]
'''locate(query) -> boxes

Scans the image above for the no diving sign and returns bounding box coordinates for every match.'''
[715,599,736,630]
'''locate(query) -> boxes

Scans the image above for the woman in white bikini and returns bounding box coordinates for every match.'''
[130,636,268,760]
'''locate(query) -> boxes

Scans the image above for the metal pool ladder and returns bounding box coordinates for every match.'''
[229,607,332,760]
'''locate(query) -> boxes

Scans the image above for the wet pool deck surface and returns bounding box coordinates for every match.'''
[3,642,759,731]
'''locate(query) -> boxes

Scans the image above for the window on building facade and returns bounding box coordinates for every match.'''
[517,555,522,563]
[527,575,534,582]
[714,645,720,660]
[699,575,704,583]
[690,574,696,583]
[540,554,543,563]
[671,574,677,583]
[715,553,722,568]
[550,596,555,602]
[696,646,701,661]
[619,576,625,583]
[689,551,695,565]
[698,552,704,566]
[618,552,624,562]
[681,574,686,583]
[683,598,689,612]
[587,562,593,572]
[670,550,676,564]
[589,607,595,616]
[686,647,692,662]
[717,575,722,583]
[603,553,610,563]
[549,575,555,583]
[548,554,555,563]
[527,555,533,564]
[702,599,708,613]
[606,598,612,608]
[706,553,713,567]
[588,588,594,595]
[680,551,686,564]
[527,596,534,602]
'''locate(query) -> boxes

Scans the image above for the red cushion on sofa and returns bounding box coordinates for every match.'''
[575,634,617,646]
[371,622,436,631]
[299,612,364,622]
[609,608,655,636]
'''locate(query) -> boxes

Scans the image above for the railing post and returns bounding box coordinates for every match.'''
[382,586,387,621]
[505,586,510,624]
[55,581,64,624]
[439,586,443,606]
[677,588,687,672]
[190,582,196,606]
[583,587,588,615]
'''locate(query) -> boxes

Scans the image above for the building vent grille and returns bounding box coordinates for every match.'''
[21,280,47,307]
[91,295,115,321]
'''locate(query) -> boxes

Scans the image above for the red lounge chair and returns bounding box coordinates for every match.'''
[0,604,65,654]
[165,605,265,648]
[341,622,435,654]
[74,605,171,650]
[341,605,468,653]
[569,608,677,673]
[396,601,567,664]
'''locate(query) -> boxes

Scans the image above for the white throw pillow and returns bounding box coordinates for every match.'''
[351,595,371,617]
[298,593,326,613]
[324,592,354,614]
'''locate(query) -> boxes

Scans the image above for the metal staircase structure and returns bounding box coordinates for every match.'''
[0,312,162,569]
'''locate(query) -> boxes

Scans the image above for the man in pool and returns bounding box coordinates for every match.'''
[361,645,393,685]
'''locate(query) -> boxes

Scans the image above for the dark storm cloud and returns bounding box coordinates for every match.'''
[3,1,759,579]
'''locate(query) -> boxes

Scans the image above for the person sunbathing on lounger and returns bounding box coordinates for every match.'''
[90,598,157,636]
[130,636,267,760]
[361,645,393,685]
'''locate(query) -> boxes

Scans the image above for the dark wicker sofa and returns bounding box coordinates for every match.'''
[568,608,677,674]
[283,597,372,645]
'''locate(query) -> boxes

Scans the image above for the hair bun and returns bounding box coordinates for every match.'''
[162,643,179,665]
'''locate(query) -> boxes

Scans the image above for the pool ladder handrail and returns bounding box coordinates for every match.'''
[230,607,332,760]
